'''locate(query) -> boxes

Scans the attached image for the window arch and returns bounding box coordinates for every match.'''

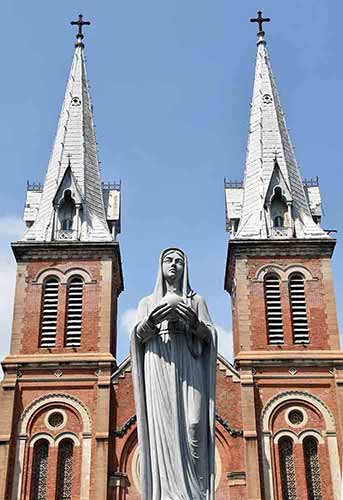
[264,274,284,344]
[65,276,84,347]
[289,273,309,344]
[279,436,297,500]
[30,439,49,500]
[56,439,74,500]
[303,437,322,500]
[40,277,59,347]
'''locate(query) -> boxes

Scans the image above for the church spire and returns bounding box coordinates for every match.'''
[225,12,327,240]
[22,15,115,242]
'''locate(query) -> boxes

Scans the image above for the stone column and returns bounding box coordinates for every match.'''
[240,368,261,500]
[93,366,112,499]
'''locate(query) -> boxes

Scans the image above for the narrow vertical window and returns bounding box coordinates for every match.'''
[40,278,59,347]
[289,273,309,344]
[303,437,322,500]
[65,276,84,347]
[279,437,297,500]
[264,274,284,344]
[56,439,74,500]
[30,440,49,500]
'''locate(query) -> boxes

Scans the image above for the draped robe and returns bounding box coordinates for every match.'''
[131,249,217,500]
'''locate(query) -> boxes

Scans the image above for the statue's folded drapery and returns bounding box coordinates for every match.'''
[131,249,217,500]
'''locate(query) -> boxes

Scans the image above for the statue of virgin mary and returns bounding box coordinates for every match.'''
[131,248,217,500]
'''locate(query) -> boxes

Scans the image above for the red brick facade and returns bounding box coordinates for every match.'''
[0,235,342,500]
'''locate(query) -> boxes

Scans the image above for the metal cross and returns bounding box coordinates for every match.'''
[250,11,270,33]
[71,14,91,40]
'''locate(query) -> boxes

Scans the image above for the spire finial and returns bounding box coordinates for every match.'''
[250,10,270,44]
[71,14,91,48]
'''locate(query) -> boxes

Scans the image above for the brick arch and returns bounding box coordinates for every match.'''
[33,266,94,285]
[273,429,298,444]
[260,390,340,500]
[19,393,91,435]
[254,263,315,282]
[12,393,92,500]
[261,390,335,433]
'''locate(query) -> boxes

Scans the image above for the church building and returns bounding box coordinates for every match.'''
[0,12,342,500]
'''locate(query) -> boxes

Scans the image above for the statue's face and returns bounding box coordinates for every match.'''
[162,251,184,285]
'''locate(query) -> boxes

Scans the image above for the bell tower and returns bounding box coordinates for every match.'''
[225,13,343,500]
[0,16,123,500]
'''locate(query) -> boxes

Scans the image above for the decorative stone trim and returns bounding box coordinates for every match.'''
[215,414,243,437]
[254,263,315,282]
[285,406,307,428]
[29,433,55,447]
[113,413,243,439]
[298,430,324,444]
[114,415,137,437]
[227,471,246,486]
[273,430,298,444]
[19,393,92,435]
[45,409,67,431]
[32,266,94,285]
[261,390,335,433]
[55,432,80,446]
[108,472,129,488]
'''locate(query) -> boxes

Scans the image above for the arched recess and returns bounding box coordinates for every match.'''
[260,391,340,500]
[11,394,92,500]
[33,266,94,285]
[254,263,315,283]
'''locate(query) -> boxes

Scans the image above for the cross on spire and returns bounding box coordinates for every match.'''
[250,10,270,35]
[71,14,91,47]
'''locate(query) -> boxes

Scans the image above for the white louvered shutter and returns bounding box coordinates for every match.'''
[65,277,84,347]
[289,274,309,344]
[40,278,59,347]
[264,274,284,344]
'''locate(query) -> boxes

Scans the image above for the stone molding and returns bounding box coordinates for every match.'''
[253,263,316,282]
[19,392,92,435]
[29,431,80,447]
[32,266,94,285]
[261,390,335,433]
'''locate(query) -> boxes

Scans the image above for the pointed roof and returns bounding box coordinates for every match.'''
[22,25,111,242]
[235,29,328,240]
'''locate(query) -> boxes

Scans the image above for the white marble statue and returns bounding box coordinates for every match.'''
[131,248,217,500]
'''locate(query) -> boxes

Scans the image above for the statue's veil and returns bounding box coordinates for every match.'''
[152,247,193,306]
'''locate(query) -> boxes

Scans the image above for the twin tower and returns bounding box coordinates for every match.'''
[0,13,341,500]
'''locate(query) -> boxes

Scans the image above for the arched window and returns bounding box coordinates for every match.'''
[303,437,322,500]
[56,439,74,500]
[40,277,59,347]
[279,437,297,500]
[289,273,309,344]
[30,439,49,500]
[264,274,284,344]
[65,276,84,347]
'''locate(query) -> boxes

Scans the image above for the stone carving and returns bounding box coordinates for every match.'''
[131,248,217,499]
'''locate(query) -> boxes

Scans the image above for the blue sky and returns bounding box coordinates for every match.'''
[0,1,342,363]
